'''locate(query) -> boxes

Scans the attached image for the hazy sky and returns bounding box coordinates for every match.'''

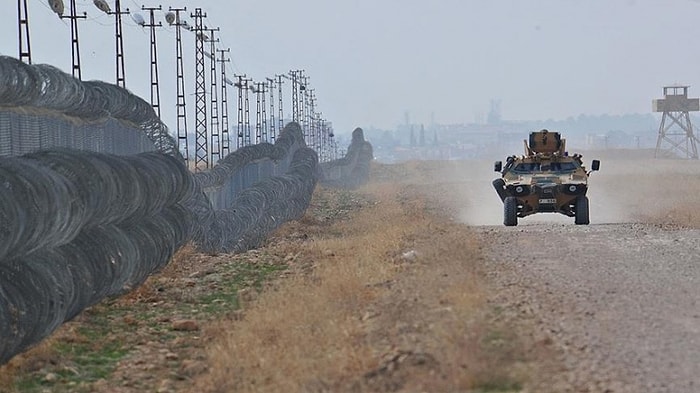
[2,0,700,134]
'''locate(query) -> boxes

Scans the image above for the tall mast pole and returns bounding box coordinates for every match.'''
[17,0,31,64]
[244,77,252,146]
[168,7,189,165]
[261,81,268,143]
[143,5,162,117]
[192,8,208,170]
[206,27,220,164]
[218,48,231,156]
[108,0,129,88]
[266,77,276,143]
[277,74,285,132]
[61,0,87,79]
[234,74,246,149]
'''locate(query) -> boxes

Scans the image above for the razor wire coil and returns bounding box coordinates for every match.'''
[0,57,372,366]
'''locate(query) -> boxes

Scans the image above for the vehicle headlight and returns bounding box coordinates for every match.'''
[563,184,586,195]
[508,184,530,196]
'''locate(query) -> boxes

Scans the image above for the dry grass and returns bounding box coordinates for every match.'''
[619,172,700,226]
[196,180,532,392]
[589,158,700,226]
[198,184,401,392]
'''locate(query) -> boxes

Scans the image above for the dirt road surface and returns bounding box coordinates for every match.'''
[478,223,699,392]
[432,153,700,392]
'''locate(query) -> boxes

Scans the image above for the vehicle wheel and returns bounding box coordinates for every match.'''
[492,178,507,201]
[574,195,590,225]
[504,196,518,226]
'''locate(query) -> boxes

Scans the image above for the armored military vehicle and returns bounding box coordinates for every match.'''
[492,129,600,226]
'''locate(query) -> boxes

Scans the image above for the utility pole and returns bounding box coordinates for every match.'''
[277,74,285,132]
[308,89,316,149]
[206,27,220,164]
[60,0,87,79]
[108,0,129,88]
[192,8,208,171]
[330,126,337,160]
[234,74,246,149]
[17,0,31,64]
[266,77,276,142]
[244,77,252,146]
[319,117,327,161]
[252,82,263,144]
[142,5,162,117]
[167,7,189,164]
[289,69,304,123]
[325,120,331,162]
[218,48,231,156]
[301,75,309,144]
[261,81,268,143]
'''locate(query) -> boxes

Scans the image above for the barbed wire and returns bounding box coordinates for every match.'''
[0,56,180,158]
[0,56,372,365]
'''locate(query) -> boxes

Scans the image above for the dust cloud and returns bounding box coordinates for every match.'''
[413,151,700,227]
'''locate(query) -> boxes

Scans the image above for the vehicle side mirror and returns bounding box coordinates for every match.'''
[494,161,502,172]
[591,160,600,171]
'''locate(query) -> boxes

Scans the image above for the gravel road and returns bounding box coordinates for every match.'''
[429,155,700,392]
[476,222,699,392]
[411,156,700,392]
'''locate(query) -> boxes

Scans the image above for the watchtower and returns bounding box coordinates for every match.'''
[653,85,700,159]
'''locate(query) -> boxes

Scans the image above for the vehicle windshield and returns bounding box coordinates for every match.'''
[510,161,578,174]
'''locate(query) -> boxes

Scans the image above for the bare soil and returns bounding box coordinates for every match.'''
[2,153,699,393]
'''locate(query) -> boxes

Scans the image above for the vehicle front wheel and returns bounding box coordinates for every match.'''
[492,178,507,201]
[504,196,518,226]
[574,195,590,225]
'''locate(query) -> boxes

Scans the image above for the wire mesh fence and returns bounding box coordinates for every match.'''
[320,127,374,188]
[0,56,373,365]
[0,56,176,158]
